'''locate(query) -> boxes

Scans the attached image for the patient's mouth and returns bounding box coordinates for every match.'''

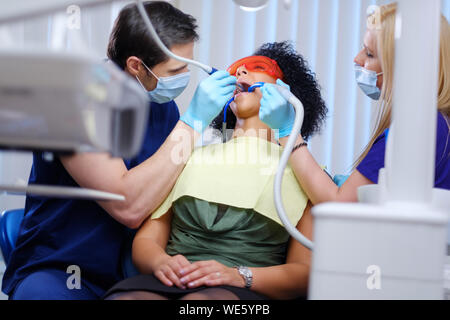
[234,80,252,97]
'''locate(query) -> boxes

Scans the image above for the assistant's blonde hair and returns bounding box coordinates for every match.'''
[355,3,450,167]
[438,15,450,116]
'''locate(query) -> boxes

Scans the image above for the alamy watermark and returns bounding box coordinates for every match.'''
[366,265,382,290]
[66,5,81,30]
[66,265,81,290]
[367,5,382,31]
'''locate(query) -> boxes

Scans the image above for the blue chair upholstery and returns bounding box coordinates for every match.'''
[0,207,139,278]
[0,209,25,265]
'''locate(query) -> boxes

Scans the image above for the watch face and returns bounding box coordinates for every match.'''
[238,267,252,288]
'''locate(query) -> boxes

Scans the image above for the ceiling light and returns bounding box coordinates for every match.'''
[232,0,269,12]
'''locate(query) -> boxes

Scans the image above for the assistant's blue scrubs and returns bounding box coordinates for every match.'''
[2,101,180,300]
[357,112,450,190]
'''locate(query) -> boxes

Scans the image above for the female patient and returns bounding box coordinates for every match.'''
[104,42,327,300]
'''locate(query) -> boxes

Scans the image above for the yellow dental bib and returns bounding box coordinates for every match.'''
[151,136,308,226]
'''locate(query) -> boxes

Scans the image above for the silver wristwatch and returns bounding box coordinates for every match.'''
[235,266,253,289]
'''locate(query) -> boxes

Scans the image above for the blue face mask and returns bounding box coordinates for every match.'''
[136,62,190,104]
[354,64,383,100]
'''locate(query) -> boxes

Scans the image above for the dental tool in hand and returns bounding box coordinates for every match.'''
[223,82,264,122]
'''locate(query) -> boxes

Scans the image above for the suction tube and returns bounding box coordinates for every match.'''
[135,0,217,75]
[272,85,314,251]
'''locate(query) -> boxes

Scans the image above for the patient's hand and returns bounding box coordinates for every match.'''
[179,260,245,289]
[154,254,192,289]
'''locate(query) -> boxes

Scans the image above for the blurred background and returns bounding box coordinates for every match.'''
[1,0,449,299]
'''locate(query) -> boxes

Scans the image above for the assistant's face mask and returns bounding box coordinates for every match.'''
[354,64,383,100]
[136,61,190,104]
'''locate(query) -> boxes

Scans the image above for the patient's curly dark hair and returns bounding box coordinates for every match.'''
[211,41,327,141]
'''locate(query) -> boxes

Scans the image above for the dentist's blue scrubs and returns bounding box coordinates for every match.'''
[2,101,180,300]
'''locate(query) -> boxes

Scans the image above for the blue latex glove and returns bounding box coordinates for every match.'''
[180,70,237,132]
[259,79,296,138]
[333,174,350,187]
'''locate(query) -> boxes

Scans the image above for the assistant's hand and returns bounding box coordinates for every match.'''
[153,254,192,289]
[259,79,296,138]
[179,260,245,289]
[180,70,237,133]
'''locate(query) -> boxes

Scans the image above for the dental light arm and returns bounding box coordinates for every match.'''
[0,0,149,202]
[135,0,217,75]
[272,85,314,251]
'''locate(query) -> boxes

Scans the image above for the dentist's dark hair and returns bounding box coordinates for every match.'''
[211,41,328,141]
[107,1,199,70]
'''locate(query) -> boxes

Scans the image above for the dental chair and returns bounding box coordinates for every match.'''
[121,229,140,278]
[0,209,25,265]
[0,208,139,279]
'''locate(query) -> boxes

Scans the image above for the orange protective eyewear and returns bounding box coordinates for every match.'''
[227,56,284,80]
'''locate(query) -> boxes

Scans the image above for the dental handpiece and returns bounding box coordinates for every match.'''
[223,83,265,125]
[222,82,283,139]
[222,82,265,142]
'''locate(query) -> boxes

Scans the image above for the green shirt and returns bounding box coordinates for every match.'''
[166,196,290,268]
